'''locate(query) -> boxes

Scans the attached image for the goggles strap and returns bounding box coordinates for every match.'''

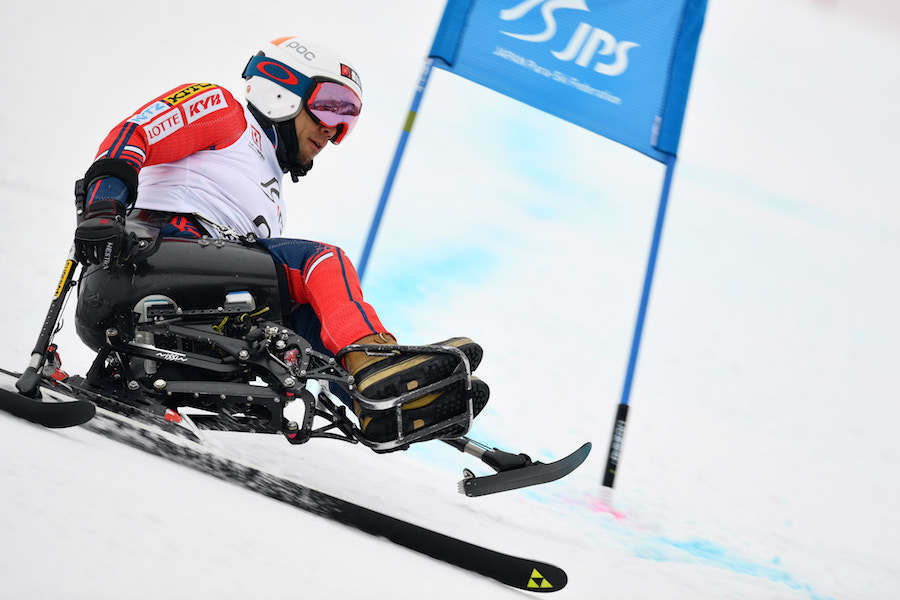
[243,54,313,99]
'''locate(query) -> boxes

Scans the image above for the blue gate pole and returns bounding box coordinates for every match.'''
[602,153,678,491]
[357,59,436,281]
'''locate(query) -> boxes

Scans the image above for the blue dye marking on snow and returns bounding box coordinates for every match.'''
[364,246,496,339]
[641,537,833,600]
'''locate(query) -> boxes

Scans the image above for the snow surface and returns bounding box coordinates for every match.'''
[2,1,899,599]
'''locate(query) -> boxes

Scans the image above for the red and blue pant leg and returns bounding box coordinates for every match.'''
[257,238,390,356]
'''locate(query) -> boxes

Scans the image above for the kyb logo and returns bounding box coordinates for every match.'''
[185,89,226,123]
[500,0,639,76]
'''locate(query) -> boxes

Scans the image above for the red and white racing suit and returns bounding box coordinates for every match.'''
[85,82,388,355]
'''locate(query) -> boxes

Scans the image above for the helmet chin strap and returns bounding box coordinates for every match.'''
[247,103,313,182]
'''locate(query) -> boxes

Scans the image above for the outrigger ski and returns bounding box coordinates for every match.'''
[0,248,97,430]
[0,383,95,429]
[449,438,593,498]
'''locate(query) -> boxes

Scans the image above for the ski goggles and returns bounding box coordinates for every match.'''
[243,54,361,144]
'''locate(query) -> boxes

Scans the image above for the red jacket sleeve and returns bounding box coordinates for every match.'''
[86,83,247,199]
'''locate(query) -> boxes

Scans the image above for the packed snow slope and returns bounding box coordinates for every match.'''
[2,1,899,599]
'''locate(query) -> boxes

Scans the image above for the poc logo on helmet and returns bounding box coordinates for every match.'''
[285,40,316,61]
[500,0,639,77]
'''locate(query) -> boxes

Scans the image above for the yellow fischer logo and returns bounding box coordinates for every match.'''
[527,568,554,589]
[164,83,215,106]
[54,260,74,299]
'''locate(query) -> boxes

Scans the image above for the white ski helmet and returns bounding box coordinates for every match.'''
[243,36,363,128]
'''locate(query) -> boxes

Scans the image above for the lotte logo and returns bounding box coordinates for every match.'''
[500,0,639,77]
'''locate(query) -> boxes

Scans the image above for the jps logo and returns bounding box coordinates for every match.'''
[500,0,639,76]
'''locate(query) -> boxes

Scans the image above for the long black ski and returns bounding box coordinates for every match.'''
[5,371,569,592]
[92,406,569,592]
[95,416,569,592]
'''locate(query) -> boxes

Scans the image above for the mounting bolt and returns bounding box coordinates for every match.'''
[106,328,119,338]
[138,240,148,248]
[127,380,139,391]
[283,377,296,388]
[247,395,254,402]
[153,379,167,391]
[217,306,224,312]
[220,394,227,400]
[299,370,306,376]
[328,357,336,365]
[238,349,250,360]
[275,339,286,350]
[304,347,312,354]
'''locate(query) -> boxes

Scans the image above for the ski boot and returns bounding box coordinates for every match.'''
[343,334,490,443]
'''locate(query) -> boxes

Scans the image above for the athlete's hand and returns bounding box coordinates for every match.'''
[74,199,129,266]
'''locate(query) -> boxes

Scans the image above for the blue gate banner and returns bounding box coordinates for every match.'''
[429,0,707,162]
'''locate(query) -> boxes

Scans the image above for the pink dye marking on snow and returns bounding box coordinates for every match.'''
[588,500,626,520]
